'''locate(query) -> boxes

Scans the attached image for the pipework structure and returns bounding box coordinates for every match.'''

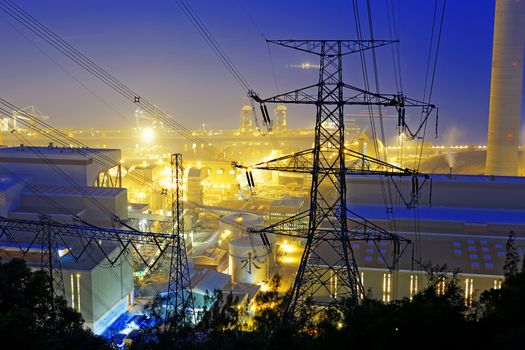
[485,0,525,176]
[241,39,434,321]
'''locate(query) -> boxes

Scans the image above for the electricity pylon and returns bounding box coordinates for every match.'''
[40,215,65,325]
[0,214,180,315]
[165,153,194,328]
[241,40,434,321]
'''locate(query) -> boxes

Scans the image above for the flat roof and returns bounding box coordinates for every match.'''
[0,174,28,191]
[24,185,126,198]
[315,230,525,276]
[0,145,119,155]
[347,203,525,226]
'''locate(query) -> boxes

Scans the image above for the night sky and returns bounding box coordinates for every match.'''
[0,0,520,144]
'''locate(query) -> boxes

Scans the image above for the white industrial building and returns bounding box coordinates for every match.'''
[330,174,525,301]
[0,145,134,334]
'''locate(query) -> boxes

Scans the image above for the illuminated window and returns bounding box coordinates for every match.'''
[382,273,391,302]
[453,242,461,247]
[409,274,418,301]
[481,247,489,252]
[70,274,75,309]
[330,271,338,299]
[453,249,462,255]
[485,262,494,270]
[468,246,476,252]
[493,279,502,289]
[464,278,474,306]
[359,272,365,300]
[76,274,81,313]
[437,278,445,296]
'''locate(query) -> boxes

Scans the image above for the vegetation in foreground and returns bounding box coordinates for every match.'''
[131,233,525,350]
[1,233,525,349]
[0,258,112,349]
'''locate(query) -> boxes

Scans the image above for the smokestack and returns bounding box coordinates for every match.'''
[485,0,525,176]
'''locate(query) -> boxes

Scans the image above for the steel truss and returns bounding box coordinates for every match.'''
[0,158,195,328]
[165,154,194,328]
[0,214,186,321]
[242,40,434,321]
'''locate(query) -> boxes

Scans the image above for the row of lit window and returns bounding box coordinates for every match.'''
[367,273,502,304]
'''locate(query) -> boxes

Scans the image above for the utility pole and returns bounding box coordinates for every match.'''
[241,40,434,321]
[165,153,194,328]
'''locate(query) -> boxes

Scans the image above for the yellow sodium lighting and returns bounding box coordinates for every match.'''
[282,256,296,264]
[141,128,154,142]
[280,243,295,253]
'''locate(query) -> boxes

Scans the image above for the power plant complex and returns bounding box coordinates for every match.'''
[0,0,524,346]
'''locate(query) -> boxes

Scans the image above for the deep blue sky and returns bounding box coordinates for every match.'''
[0,0,520,144]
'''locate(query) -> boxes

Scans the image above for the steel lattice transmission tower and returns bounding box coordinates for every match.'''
[40,215,66,323]
[243,40,434,320]
[165,153,194,328]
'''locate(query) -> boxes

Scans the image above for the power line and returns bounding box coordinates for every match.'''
[0,0,227,162]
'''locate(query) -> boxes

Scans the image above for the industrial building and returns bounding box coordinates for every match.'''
[0,145,134,334]
[340,174,525,301]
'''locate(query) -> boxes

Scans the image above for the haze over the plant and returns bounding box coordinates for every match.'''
[0,0,518,144]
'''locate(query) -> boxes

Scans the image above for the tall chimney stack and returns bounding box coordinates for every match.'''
[485,0,525,176]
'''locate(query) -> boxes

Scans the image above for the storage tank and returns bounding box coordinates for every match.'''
[229,235,273,284]
[218,213,263,248]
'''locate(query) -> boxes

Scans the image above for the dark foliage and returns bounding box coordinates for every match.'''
[0,258,112,349]
[124,234,525,349]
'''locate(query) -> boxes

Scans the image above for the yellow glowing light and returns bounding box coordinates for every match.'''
[259,282,269,292]
[282,256,296,264]
[281,243,295,254]
[141,128,155,142]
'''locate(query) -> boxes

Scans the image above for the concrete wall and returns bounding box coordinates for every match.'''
[347,174,525,210]
[0,178,27,217]
[91,252,133,323]
[19,187,128,225]
[63,247,133,335]
[485,0,525,176]
[63,269,93,325]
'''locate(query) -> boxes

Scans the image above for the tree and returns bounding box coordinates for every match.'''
[474,234,525,349]
[0,258,111,350]
[503,230,520,279]
[341,263,471,348]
